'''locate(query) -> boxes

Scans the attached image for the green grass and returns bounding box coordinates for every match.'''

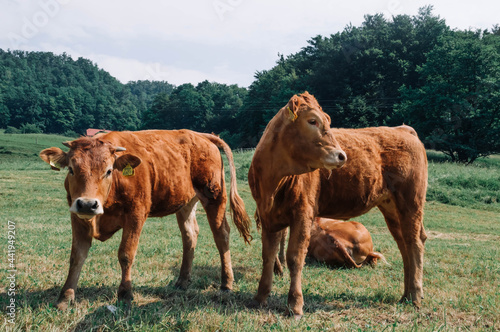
[0,131,74,170]
[0,133,499,331]
[426,151,500,211]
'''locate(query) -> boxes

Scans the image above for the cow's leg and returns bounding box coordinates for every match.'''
[279,228,287,264]
[56,217,92,310]
[117,218,144,304]
[274,228,288,276]
[175,196,200,289]
[254,227,282,306]
[398,206,426,307]
[379,196,426,307]
[202,197,234,291]
[378,202,410,296]
[286,216,312,318]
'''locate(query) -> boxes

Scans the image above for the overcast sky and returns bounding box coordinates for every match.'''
[1,0,499,87]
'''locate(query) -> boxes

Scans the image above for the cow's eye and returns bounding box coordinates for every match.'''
[308,119,318,126]
[68,167,74,176]
[105,169,113,178]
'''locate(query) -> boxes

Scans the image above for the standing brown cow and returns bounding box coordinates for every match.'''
[248,92,427,318]
[40,130,251,310]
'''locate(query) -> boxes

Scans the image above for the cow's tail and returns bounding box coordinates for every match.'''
[202,133,252,244]
[360,252,389,267]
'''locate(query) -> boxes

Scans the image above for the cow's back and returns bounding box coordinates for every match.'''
[102,130,222,217]
[318,126,427,219]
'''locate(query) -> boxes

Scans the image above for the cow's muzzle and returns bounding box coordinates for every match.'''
[323,149,347,170]
[70,198,104,219]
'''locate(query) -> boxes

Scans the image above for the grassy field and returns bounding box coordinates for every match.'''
[0,132,499,331]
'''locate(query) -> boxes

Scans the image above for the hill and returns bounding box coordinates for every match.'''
[0,50,174,136]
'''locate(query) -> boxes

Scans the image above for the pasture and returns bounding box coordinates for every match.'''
[0,132,499,331]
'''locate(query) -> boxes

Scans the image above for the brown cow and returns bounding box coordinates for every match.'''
[40,130,251,310]
[308,218,387,268]
[274,218,387,274]
[248,92,427,318]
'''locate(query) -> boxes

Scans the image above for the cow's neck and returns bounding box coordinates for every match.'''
[251,116,301,219]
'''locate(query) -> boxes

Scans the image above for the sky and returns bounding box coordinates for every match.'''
[1,0,499,88]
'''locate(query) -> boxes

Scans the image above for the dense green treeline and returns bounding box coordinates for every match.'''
[0,50,174,135]
[0,7,499,162]
[237,7,500,162]
[142,81,247,140]
[1,50,135,134]
[236,6,451,147]
[398,29,500,163]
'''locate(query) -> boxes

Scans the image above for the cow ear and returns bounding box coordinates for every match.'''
[285,95,300,122]
[40,147,68,171]
[114,154,142,171]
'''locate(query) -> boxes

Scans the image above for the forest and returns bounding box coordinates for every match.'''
[1,7,499,163]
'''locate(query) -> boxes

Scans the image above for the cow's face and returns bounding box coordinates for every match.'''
[282,92,346,172]
[40,138,141,220]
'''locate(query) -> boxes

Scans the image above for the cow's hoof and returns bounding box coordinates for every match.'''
[56,300,70,311]
[286,307,303,319]
[56,289,75,311]
[273,265,284,276]
[117,289,134,303]
[220,285,232,293]
[398,295,421,309]
[247,298,266,309]
[174,279,191,290]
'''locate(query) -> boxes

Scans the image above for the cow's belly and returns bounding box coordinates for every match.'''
[318,200,378,221]
[149,190,196,217]
[317,166,389,220]
[317,182,389,220]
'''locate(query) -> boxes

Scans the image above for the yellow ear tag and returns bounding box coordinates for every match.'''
[49,159,61,170]
[287,107,297,122]
[122,164,134,177]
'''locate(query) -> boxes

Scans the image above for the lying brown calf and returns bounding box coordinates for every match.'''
[307,218,387,268]
[273,218,386,274]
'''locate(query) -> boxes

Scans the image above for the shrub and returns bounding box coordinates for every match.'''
[64,130,79,138]
[20,123,42,134]
[4,126,20,134]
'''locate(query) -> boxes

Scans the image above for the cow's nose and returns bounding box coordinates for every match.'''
[75,198,100,215]
[337,150,347,163]
[324,149,347,169]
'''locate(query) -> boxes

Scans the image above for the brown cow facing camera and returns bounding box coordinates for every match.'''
[40,130,251,310]
[248,92,427,318]
[274,218,387,274]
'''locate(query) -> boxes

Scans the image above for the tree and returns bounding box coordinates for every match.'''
[397,30,500,163]
[142,81,247,140]
[127,80,175,119]
[235,6,449,145]
[235,56,307,147]
[0,50,149,134]
[0,89,10,128]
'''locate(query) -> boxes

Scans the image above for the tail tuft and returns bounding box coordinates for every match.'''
[361,252,389,267]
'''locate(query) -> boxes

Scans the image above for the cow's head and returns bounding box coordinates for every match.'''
[278,92,346,173]
[40,137,141,220]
